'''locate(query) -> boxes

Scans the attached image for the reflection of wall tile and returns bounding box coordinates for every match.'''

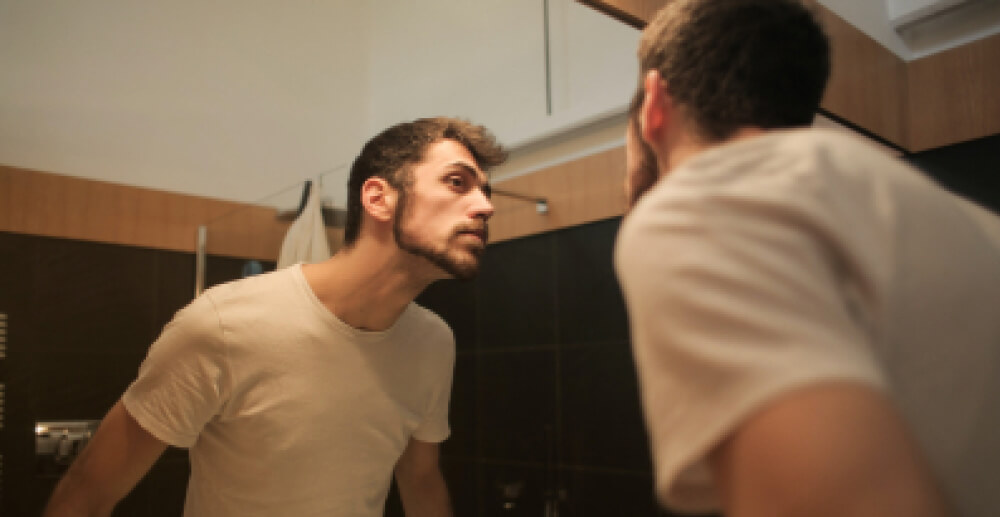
[115,454,190,517]
[384,459,479,517]
[442,458,480,517]
[908,133,1000,214]
[204,255,275,290]
[478,350,556,462]
[478,233,556,349]
[416,278,479,351]
[558,467,662,517]
[0,232,34,308]
[0,233,200,516]
[153,249,196,330]
[384,479,404,517]
[442,355,477,458]
[480,462,548,517]
[31,351,144,420]
[556,217,629,345]
[559,342,651,471]
[31,237,160,354]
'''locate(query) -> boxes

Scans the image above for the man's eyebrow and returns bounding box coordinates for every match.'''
[446,161,480,175]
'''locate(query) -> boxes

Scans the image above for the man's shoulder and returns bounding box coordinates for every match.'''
[192,266,304,328]
[202,266,297,305]
[406,303,455,343]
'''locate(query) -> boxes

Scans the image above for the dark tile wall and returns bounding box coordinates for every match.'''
[0,231,270,516]
[408,217,685,517]
[907,132,1000,214]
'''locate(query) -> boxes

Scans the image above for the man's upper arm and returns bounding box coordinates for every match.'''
[45,400,167,515]
[395,437,442,479]
[394,438,453,517]
[710,382,953,517]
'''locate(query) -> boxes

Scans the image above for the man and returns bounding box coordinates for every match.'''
[43,117,505,516]
[615,1,1000,516]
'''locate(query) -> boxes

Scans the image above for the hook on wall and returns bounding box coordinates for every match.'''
[492,188,549,214]
[275,180,347,227]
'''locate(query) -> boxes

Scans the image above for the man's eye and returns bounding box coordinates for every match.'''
[447,176,466,188]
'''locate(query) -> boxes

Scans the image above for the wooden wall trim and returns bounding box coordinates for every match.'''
[577,0,1000,152]
[906,32,1000,152]
[490,146,626,243]
[576,0,658,29]
[2,151,620,257]
[815,5,908,148]
[0,164,293,260]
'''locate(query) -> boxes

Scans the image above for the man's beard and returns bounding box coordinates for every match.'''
[392,191,487,281]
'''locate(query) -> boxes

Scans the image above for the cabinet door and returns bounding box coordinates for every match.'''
[546,0,639,123]
[366,0,547,144]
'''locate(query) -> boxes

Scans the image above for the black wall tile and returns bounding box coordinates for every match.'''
[478,233,557,349]
[135,455,191,517]
[558,468,660,517]
[0,235,206,515]
[204,256,274,290]
[478,350,556,462]
[555,217,629,345]
[480,462,548,517]
[30,237,160,354]
[383,459,478,517]
[30,350,144,420]
[442,355,477,458]
[441,458,479,517]
[384,479,404,517]
[153,249,196,330]
[0,232,34,306]
[907,132,1000,214]
[416,277,479,351]
[0,232,36,517]
[559,342,651,471]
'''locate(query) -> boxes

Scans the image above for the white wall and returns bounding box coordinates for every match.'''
[0,0,639,209]
[364,0,639,149]
[365,0,547,149]
[0,0,371,207]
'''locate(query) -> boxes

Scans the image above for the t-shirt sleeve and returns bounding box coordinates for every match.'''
[615,183,888,513]
[122,294,230,448]
[411,326,455,444]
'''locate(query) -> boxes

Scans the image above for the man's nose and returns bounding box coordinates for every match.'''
[471,187,495,220]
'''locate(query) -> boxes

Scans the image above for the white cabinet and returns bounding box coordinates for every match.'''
[365,0,638,148]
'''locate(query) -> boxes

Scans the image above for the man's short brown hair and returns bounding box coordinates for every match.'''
[638,0,830,141]
[343,117,506,245]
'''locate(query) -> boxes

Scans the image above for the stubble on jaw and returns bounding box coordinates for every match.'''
[392,189,487,281]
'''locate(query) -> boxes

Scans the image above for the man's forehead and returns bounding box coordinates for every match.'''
[420,140,485,175]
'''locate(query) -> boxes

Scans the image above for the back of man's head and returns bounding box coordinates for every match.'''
[639,0,830,142]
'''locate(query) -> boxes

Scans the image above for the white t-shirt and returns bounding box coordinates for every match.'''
[615,128,1000,515]
[122,264,455,517]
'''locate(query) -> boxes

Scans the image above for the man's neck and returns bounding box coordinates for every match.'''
[660,126,766,178]
[301,241,434,332]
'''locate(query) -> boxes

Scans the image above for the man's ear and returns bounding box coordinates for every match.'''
[640,69,671,145]
[361,177,397,223]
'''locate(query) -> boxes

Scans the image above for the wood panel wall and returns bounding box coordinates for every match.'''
[1,148,622,257]
[815,5,908,148]
[577,0,1000,152]
[906,32,1000,152]
[0,165,299,260]
[491,146,626,243]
